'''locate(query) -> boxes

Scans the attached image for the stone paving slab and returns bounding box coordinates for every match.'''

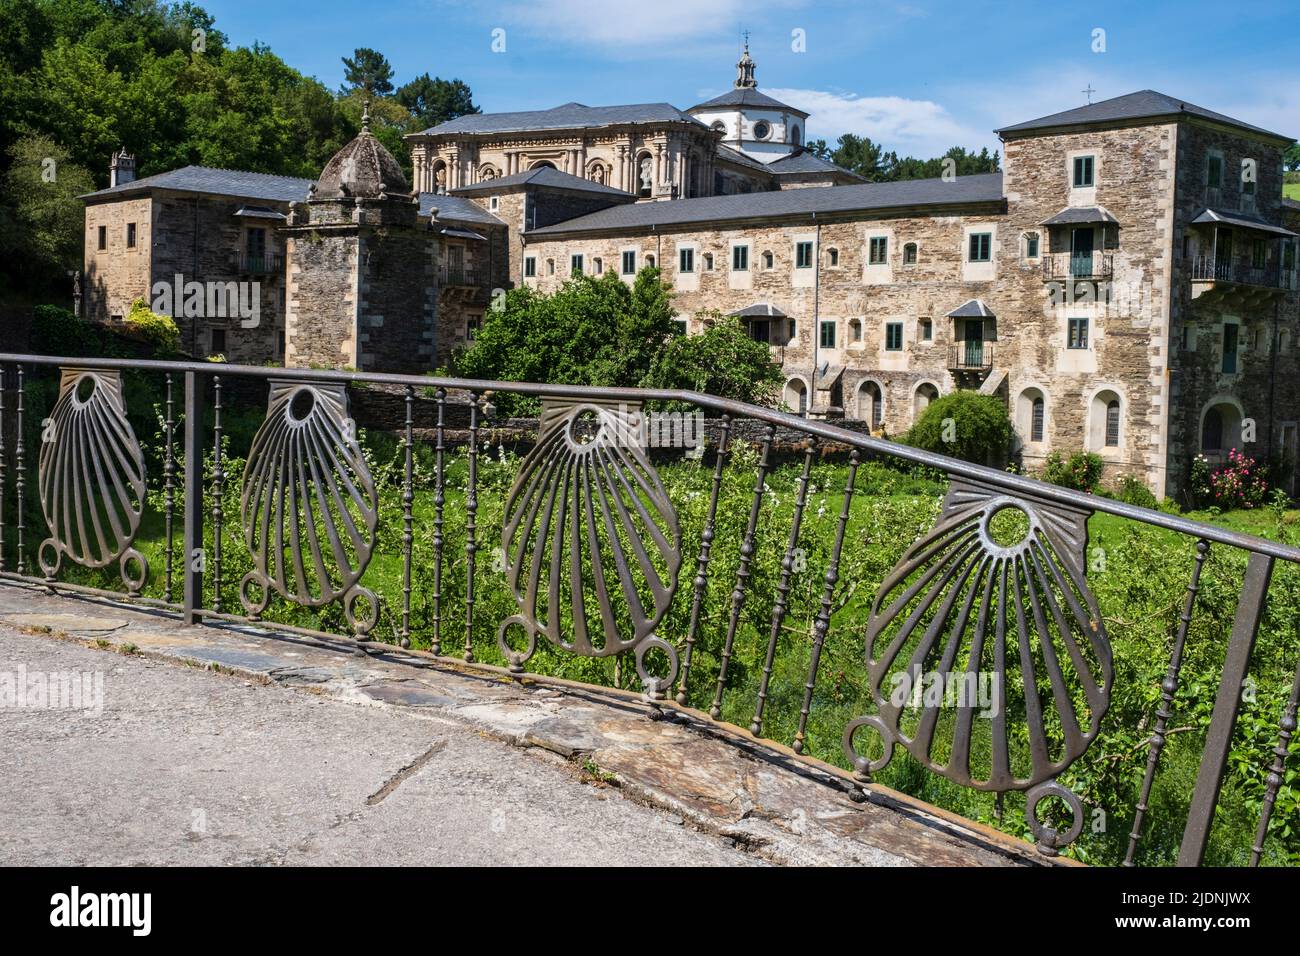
[0,582,1056,867]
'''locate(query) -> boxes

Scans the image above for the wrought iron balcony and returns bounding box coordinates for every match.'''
[2,350,1299,867]
[237,254,284,275]
[1189,254,1288,289]
[1041,252,1113,281]
[444,267,484,288]
[947,342,994,372]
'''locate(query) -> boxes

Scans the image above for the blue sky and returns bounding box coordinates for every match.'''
[203,0,1300,156]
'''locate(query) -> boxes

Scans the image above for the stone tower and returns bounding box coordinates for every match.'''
[283,105,438,373]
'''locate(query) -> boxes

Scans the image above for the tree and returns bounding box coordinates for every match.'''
[828,133,892,182]
[395,74,479,130]
[1285,143,1300,173]
[0,135,96,285]
[340,47,393,96]
[903,391,1013,466]
[642,313,782,407]
[452,268,678,414]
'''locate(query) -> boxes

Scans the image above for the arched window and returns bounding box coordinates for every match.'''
[918,317,933,342]
[903,242,918,266]
[858,381,884,428]
[762,250,774,269]
[646,254,656,268]
[530,160,557,170]
[711,120,726,135]
[592,257,603,274]
[826,247,839,267]
[849,318,863,344]
[1088,389,1122,451]
[784,378,808,415]
[791,125,802,147]
[1022,231,1040,260]
[913,383,939,421]
[1016,387,1046,444]
[703,253,714,271]
[1202,407,1224,452]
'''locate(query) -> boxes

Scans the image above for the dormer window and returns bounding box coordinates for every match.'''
[1072,155,1095,188]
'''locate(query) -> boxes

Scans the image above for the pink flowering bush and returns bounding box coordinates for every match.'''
[1206,449,1269,509]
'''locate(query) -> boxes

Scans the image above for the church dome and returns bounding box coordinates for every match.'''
[315,103,410,200]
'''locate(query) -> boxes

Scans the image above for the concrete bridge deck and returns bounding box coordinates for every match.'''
[0,582,1051,867]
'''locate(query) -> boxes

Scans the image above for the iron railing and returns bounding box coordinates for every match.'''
[1042,252,1114,281]
[947,342,994,371]
[1189,254,1288,289]
[445,267,483,288]
[237,254,284,275]
[1,351,1298,867]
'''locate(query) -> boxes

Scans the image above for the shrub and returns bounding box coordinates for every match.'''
[1207,448,1268,510]
[124,297,180,353]
[1042,450,1105,492]
[1115,473,1159,510]
[902,391,1013,466]
[30,304,99,355]
[642,313,782,408]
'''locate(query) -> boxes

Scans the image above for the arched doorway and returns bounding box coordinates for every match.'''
[857,380,884,429]
[913,382,939,422]
[784,377,809,416]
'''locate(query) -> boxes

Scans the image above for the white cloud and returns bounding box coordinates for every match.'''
[765,88,999,157]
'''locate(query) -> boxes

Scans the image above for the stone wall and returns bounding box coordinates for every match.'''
[84,196,153,325]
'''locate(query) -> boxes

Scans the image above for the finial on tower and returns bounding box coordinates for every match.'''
[361,99,371,134]
[734,31,756,89]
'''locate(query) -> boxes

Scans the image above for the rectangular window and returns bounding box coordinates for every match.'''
[126,222,136,248]
[489,196,500,211]
[621,250,636,275]
[672,318,687,335]
[1207,155,1223,188]
[1072,155,1095,188]
[210,328,226,354]
[968,233,991,262]
[1024,233,1039,259]
[1105,402,1120,447]
[885,321,903,351]
[524,256,537,278]
[732,245,749,271]
[920,318,933,341]
[1223,323,1239,373]
[868,236,888,265]
[1031,399,1045,443]
[96,225,107,251]
[678,247,694,273]
[795,241,814,269]
[819,320,836,349]
[1067,317,1089,349]
[1252,239,1267,270]
[571,254,584,275]
[466,314,481,341]
[828,248,839,267]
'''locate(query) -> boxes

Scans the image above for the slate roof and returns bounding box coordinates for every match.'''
[714,143,771,172]
[529,172,1004,234]
[1040,205,1120,226]
[947,299,996,318]
[1190,207,1296,238]
[996,90,1292,142]
[449,166,634,197]
[728,303,788,318]
[689,87,808,116]
[418,193,507,227]
[767,150,865,181]
[82,165,313,203]
[413,102,705,137]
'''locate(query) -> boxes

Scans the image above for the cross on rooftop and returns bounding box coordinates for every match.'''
[1082,84,1096,104]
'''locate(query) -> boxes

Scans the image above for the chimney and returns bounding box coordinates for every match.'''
[110,148,136,188]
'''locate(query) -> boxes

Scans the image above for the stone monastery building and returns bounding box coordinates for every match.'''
[80,45,1300,500]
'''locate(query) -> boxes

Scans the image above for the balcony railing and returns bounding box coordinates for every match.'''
[1042,252,1113,281]
[2,350,1299,866]
[1189,254,1289,289]
[444,267,484,288]
[236,254,284,275]
[947,342,994,371]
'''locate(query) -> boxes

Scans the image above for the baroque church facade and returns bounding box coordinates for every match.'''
[79,48,1300,500]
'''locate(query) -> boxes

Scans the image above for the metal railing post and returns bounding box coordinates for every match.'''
[182,370,206,625]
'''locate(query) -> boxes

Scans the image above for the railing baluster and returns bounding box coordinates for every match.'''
[0,365,7,573]
[432,387,446,656]
[182,371,205,625]
[163,373,176,603]
[15,364,24,576]
[795,448,859,754]
[710,423,775,720]
[1250,643,1300,865]
[210,374,224,613]
[1125,538,1209,866]
[752,437,816,736]
[677,413,731,706]
[1178,551,1274,866]
[399,384,415,648]
[464,391,479,662]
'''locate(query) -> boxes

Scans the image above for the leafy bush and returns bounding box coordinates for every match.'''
[124,298,180,353]
[1115,473,1159,510]
[902,391,1012,466]
[642,312,781,408]
[31,304,100,356]
[1208,449,1269,509]
[1042,450,1104,492]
